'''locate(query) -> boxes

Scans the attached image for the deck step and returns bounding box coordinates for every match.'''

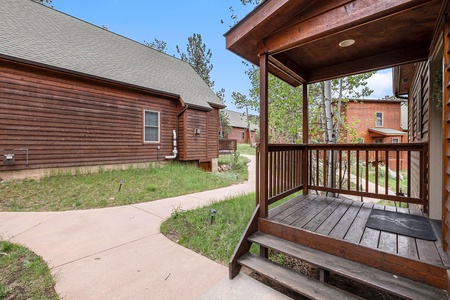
[238,252,363,300]
[249,232,448,300]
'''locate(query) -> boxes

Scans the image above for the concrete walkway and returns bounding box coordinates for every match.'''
[0,155,290,299]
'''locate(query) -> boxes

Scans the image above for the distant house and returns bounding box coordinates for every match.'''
[221,110,258,144]
[0,0,224,180]
[344,99,407,144]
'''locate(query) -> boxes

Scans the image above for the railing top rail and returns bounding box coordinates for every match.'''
[267,144,306,151]
[306,143,426,151]
[263,143,426,151]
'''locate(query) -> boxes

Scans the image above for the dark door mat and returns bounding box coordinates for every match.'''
[366,209,437,241]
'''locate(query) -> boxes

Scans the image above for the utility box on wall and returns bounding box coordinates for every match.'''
[4,153,15,165]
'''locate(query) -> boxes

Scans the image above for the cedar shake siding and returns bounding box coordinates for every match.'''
[408,62,430,206]
[0,59,181,172]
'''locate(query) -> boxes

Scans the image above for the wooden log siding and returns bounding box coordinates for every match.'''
[206,108,219,160]
[444,19,450,252]
[0,60,181,171]
[183,109,208,161]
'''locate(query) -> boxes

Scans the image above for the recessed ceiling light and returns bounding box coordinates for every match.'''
[339,39,355,47]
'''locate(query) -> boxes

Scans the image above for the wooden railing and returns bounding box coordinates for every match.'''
[256,143,428,210]
[219,139,237,153]
[256,144,305,205]
[307,143,428,207]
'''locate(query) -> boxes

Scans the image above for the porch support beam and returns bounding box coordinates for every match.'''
[259,53,269,219]
[259,53,269,259]
[302,84,309,195]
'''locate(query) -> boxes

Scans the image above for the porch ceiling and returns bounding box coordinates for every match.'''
[225,0,444,86]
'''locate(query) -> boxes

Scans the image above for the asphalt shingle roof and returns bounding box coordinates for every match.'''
[223,109,258,131]
[0,0,224,110]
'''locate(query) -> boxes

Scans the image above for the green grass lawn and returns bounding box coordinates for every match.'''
[0,160,248,212]
[0,241,58,300]
[237,143,256,155]
[161,193,259,265]
[160,192,297,266]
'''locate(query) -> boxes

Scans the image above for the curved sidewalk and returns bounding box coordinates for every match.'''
[0,155,289,299]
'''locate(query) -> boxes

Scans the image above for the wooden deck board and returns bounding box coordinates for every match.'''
[315,198,353,235]
[379,231,397,254]
[268,196,306,219]
[289,197,334,227]
[303,197,344,232]
[360,227,381,248]
[270,195,319,222]
[328,201,363,240]
[268,194,449,268]
[344,202,374,244]
[397,235,419,259]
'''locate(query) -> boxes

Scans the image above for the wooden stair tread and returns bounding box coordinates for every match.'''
[238,252,363,300]
[249,232,448,300]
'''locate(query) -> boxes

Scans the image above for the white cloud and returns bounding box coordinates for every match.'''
[366,69,393,99]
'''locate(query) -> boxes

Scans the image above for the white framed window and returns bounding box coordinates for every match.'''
[144,110,160,143]
[357,138,364,144]
[375,112,383,127]
[392,138,399,143]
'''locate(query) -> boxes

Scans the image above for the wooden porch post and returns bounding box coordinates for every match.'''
[302,84,309,195]
[260,53,269,218]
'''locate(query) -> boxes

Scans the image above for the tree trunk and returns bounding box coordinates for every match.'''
[323,81,336,196]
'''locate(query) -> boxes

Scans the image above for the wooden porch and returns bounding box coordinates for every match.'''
[265,194,449,283]
[224,1,450,298]
[229,143,449,299]
[233,193,449,299]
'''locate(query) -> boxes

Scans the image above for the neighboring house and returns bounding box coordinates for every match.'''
[344,99,408,170]
[225,1,450,298]
[0,0,224,180]
[344,99,407,144]
[221,110,258,144]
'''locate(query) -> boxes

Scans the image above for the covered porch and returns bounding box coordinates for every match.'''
[225,0,450,298]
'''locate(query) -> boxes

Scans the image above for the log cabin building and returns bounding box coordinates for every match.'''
[221,109,258,144]
[0,0,224,180]
[226,0,450,298]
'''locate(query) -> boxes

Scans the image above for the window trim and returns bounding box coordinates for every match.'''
[392,138,399,143]
[143,110,160,143]
[375,112,383,127]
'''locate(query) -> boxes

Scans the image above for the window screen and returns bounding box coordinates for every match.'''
[144,110,159,142]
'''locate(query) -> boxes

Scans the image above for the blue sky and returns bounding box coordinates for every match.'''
[52,1,393,112]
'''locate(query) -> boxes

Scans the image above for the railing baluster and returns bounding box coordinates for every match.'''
[347,150,351,190]
[338,150,342,189]
[323,150,327,188]
[356,150,360,192]
[375,151,379,194]
[316,149,319,186]
[365,150,369,193]
[396,150,400,196]
[385,150,389,195]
